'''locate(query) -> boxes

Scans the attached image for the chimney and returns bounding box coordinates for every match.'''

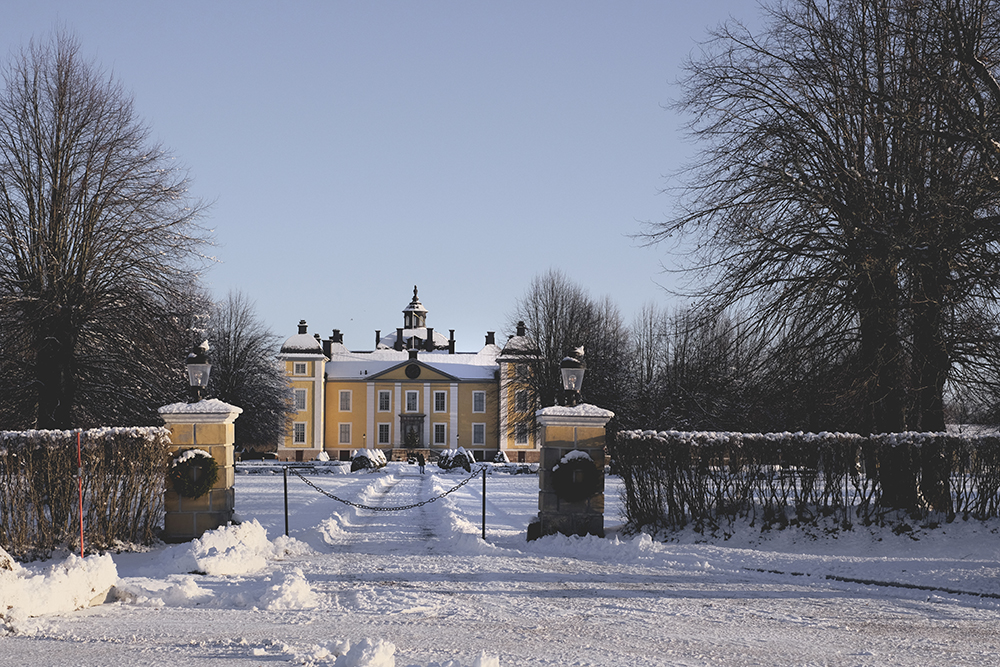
[323,338,332,358]
[449,329,456,355]
[298,319,308,335]
[408,349,419,360]
[375,330,381,348]
[332,328,343,344]
[395,328,404,351]
[485,331,496,346]
[516,321,526,337]
[425,327,435,351]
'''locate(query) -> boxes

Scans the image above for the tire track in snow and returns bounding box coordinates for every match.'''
[746,566,1000,600]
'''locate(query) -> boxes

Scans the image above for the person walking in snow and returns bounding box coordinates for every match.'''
[417,452,426,474]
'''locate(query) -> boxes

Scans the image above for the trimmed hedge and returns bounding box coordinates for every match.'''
[612,430,1000,532]
[0,427,171,560]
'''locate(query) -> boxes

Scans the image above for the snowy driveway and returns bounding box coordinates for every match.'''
[4,463,1000,666]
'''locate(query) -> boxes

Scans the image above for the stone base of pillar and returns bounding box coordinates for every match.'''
[158,399,242,543]
[530,404,614,540]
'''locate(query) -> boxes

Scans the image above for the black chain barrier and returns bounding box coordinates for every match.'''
[287,466,485,512]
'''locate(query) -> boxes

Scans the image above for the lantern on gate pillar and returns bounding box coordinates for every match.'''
[560,348,586,407]
[186,341,212,403]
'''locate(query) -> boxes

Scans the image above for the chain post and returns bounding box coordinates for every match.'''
[481,466,487,541]
[283,466,289,536]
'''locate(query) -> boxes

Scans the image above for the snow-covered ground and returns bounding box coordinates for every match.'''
[3,461,1000,666]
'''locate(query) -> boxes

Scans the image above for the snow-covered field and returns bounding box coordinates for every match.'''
[4,462,1000,666]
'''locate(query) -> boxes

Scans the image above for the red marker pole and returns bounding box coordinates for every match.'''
[77,430,84,558]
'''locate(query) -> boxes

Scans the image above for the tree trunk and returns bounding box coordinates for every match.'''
[911,260,951,511]
[34,313,78,429]
[856,259,918,512]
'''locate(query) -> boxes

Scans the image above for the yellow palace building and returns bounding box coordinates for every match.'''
[277,287,540,463]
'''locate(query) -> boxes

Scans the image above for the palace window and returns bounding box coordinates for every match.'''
[378,423,391,445]
[434,391,446,413]
[294,389,307,411]
[515,423,528,445]
[515,390,528,412]
[406,390,419,412]
[339,423,351,444]
[339,390,352,412]
[472,423,485,445]
[434,423,446,445]
[293,362,307,375]
[378,390,391,412]
[473,391,486,413]
[293,422,306,444]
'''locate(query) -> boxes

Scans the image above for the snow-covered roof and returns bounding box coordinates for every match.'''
[498,320,540,361]
[326,347,500,381]
[499,335,540,361]
[280,334,323,355]
[378,327,450,350]
[279,320,325,356]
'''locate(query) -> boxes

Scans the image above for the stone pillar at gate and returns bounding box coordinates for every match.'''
[158,399,243,542]
[530,403,614,539]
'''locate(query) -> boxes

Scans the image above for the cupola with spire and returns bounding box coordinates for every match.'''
[377,286,450,351]
[402,285,428,329]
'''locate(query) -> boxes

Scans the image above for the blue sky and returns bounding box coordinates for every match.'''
[4,0,751,351]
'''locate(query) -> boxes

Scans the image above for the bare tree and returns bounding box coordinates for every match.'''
[0,32,209,429]
[648,0,1000,509]
[508,269,630,418]
[206,290,293,451]
[626,302,673,429]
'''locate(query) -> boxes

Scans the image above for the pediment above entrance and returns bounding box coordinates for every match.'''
[368,360,460,383]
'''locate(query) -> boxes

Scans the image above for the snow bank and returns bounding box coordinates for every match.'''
[253,638,397,666]
[146,519,310,576]
[257,638,498,667]
[0,552,117,630]
[260,567,319,610]
[114,521,318,611]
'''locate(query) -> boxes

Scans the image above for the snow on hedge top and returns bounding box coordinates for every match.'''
[352,448,387,464]
[618,429,1000,448]
[0,426,171,454]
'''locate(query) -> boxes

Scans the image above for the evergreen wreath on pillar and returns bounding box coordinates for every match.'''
[168,448,219,498]
[550,452,601,503]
